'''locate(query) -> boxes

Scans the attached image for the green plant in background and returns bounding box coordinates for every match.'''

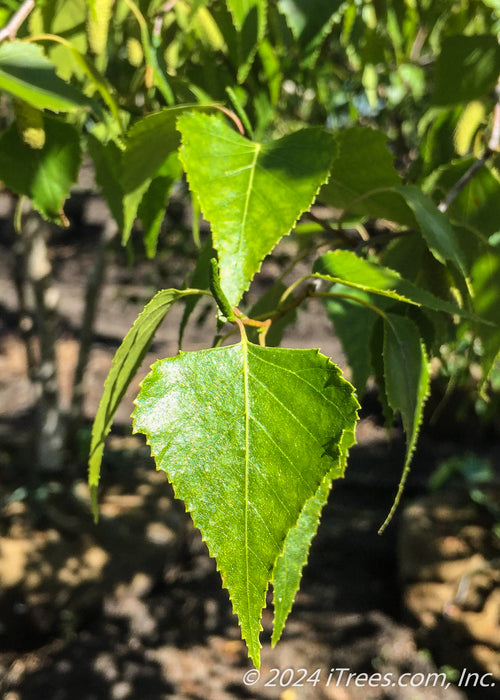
[0,0,499,667]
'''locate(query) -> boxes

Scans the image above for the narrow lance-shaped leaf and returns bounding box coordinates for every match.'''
[271,423,357,645]
[178,112,336,306]
[88,289,206,519]
[133,340,359,666]
[226,0,268,82]
[379,314,430,533]
[313,250,475,319]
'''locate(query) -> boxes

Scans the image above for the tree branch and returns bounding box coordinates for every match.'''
[0,0,35,42]
[438,152,490,213]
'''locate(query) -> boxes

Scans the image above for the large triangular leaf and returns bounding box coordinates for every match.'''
[313,250,474,318]
[178,112,336,306]
[88,289,206,518]
[0,116,81,224]
[133,340,359,666]
[271,421,356,645]
[0,41,90,112]
[379,313,430,532]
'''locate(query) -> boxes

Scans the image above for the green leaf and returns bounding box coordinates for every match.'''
[87,133,148,239]
[324,286,379,393]
[86,134,129,232]
[88,288,206,519]
[133,340,359,666]
[137,153,182,258]
[433,35,500,106]
[29,0,88,81]
[370,317,394,431]
[320,127,416,226]
[277,0,343,62]
[379,313,430,532]
[469,248,500,383]
[0,41,90,112]
[122,107,190,194]
[226,0,268,82]
[313,250,473,318]
[178,112,336,306]
[88,107,201,243]
[428,159,500,238]
[116,105,211,243]
[395,185,467,275]
[271,421,356,645]
[0,116,81,223]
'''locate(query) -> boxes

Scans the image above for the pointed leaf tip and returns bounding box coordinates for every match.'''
[178,112,336,306]
[133,341,359,663]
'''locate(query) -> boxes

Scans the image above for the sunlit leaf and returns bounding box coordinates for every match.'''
[178,111,336,306]
[88,289,206,519]
[133,339,359,665]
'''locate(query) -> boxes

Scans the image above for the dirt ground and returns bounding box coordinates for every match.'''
[0,185,498,699]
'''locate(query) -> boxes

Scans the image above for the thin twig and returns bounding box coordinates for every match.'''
[0,0,35,42]
[305,211,359,247]
[488,76,500,152]
[438,152,490,213]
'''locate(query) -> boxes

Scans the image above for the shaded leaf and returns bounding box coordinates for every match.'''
[178,112,336,306]
[428,159,500,238]
[133,340,359,666]
[277,0,343,62]
[380,313,430,531]
[0,40,90,112]
[433,35,500,106]
[88,289,206,519]
[137,153,182,258]
[469,247,500,382]
[0,116,80,224]
[320,127,416,226]
[395,185,467,275]
[227,0,268,82]
[324,285,379,393]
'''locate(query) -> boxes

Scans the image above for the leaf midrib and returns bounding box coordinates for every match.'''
[238,143,261,258]
[242,334,251,639]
